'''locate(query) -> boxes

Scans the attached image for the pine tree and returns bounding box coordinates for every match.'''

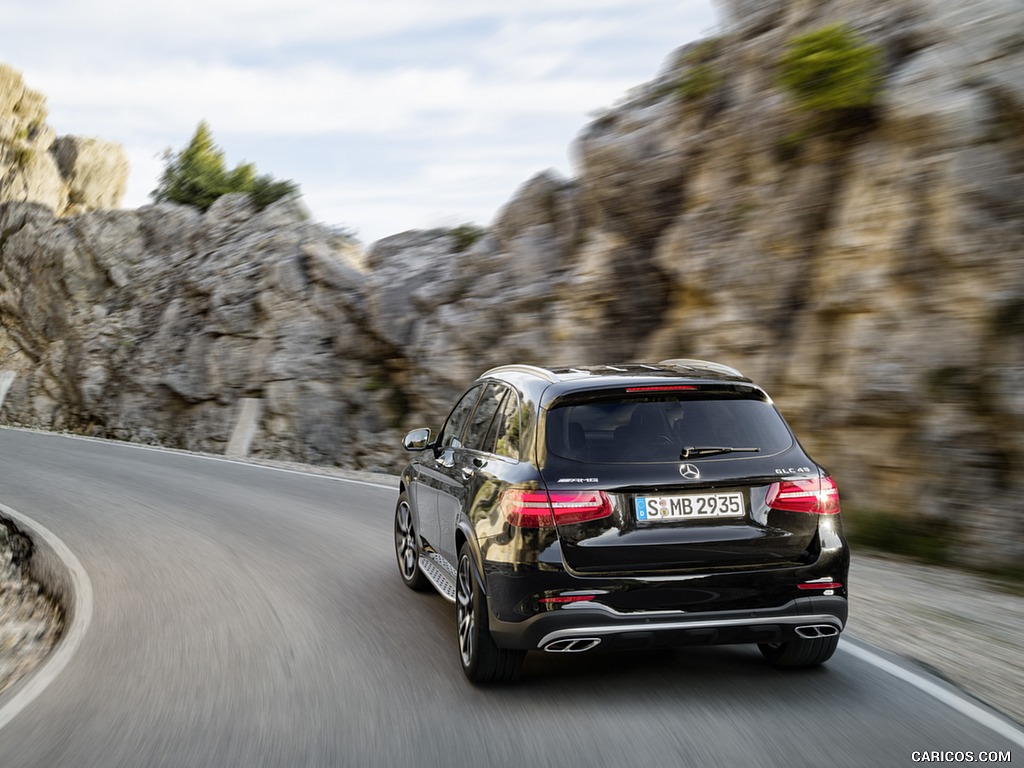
[152,121,298,211]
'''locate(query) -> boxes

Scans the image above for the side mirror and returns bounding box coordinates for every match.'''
[403,428,433,451]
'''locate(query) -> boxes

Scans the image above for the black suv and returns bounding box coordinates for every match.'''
[395,360,849,683]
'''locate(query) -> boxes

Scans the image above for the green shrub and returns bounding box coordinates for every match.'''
[249,175,299,209]
[152,121,298,211]
[449,223,486,253]
[677,64,722,102]
[778,23,884,114]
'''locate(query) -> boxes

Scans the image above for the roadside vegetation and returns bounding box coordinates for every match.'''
[777,23,885,115]
[775,22,885,155]
[846,508,1024,592]
[152,120,298,211]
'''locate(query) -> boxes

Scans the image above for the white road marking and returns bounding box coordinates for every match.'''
[0,503,94,732]
[841,639,1024,747]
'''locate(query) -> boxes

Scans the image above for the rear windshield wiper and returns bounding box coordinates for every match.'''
[680,446,761,459]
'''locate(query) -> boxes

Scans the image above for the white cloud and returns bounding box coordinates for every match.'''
[5,1,719,242]
[34,60,639,142]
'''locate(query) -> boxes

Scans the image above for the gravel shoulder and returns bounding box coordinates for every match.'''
[847,552,1024,725]
[0,520,62,698]
[1,447,1020,727]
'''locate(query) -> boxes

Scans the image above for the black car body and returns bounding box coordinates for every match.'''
[395,360,849,682]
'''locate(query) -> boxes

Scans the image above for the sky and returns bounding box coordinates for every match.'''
[4,1,719,245]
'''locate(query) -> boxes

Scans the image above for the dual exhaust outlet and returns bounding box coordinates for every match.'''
[795,624,840,639]
[543,638,602,653]
[543,625,839,652]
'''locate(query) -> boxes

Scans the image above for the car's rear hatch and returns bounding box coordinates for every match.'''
[538,385,824,576]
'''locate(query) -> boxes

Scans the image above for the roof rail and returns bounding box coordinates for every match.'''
[658,359,745,378]
[480,364,560,383]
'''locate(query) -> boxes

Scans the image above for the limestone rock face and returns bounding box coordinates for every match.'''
[0,0,1022,568]
[52,136,130,213]
[0,64,128,215]
[0,196,393,466]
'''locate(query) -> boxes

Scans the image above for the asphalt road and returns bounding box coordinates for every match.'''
[0,428,1019,767]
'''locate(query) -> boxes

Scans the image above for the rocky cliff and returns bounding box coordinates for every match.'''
[0,0,1021,568]
[0,65,129,215]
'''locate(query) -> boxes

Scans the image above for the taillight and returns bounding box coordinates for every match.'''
[502,489,613,527]
[766,476,840,515]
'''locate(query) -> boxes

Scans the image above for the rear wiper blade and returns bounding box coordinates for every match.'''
[680,446,761,459]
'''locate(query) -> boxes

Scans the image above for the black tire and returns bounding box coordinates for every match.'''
[394,492,429,591]
[456,542,525,684]
[758,633,840,667]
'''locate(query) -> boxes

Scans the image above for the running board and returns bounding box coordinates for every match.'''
[418,553,457,603]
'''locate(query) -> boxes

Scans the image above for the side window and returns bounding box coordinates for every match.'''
[492,387,522,460]
[463,383,507,454]
[440,384,484,449]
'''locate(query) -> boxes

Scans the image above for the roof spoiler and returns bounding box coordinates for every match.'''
[658,359,746,379]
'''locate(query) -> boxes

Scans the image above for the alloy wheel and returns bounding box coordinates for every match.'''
[395,500,419,582]
[456,554,475,668]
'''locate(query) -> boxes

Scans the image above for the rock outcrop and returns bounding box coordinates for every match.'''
[0,64,128,215]
[0,0,1021,568]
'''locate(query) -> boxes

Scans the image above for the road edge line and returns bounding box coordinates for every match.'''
[841,639,1024,748]
[0,503,93,732]
[0,426,398,490]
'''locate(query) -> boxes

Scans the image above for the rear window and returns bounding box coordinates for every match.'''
[545,394,793,463]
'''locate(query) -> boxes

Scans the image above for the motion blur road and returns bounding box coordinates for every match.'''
[0,428,1019,767]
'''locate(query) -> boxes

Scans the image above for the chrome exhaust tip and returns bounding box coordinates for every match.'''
[795,624,840,639]
[542,638,602,653]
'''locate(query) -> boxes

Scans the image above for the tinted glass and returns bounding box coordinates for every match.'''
[440,384,484,449]
[545,394,793,463]
[464,383,506,453]
[491,387,522,460]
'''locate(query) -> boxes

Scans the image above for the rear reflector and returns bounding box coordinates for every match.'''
[502,489,613,527]
[797,581,843,590]
[766,476,840,515]
[539,594,597,604]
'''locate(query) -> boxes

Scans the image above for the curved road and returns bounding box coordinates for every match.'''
[0,428,1019,767]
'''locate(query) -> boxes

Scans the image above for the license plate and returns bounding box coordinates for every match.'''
[636,492,745,522]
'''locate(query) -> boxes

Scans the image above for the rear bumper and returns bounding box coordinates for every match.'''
[488,595,848,652]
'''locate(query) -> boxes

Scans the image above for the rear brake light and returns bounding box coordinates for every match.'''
[766,476,840,515]
[625,385,699,392]
[502,489,612,527]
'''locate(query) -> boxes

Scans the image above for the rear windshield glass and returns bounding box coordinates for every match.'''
[545,394,793,463]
